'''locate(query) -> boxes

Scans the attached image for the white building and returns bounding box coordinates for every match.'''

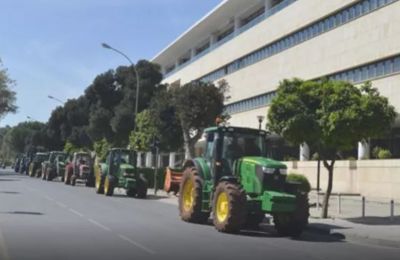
[152,0,400,161]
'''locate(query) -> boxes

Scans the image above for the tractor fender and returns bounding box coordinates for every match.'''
[218,175,239,184]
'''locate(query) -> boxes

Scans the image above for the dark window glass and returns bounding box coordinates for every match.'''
[394,57,400,72]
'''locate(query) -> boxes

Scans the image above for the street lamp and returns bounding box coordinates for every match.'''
[257,115,265,130]
[48,95,64,104]
[101,43,140,130]
[26,116,36,121]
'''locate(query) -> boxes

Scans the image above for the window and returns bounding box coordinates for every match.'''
[394,57,400,72]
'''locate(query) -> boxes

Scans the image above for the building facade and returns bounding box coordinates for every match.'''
[152,0,400,161]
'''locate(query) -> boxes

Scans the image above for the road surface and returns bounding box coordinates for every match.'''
[0,169,398,260]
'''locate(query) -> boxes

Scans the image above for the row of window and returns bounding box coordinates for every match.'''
[225,54,400,115]
[200,0,397,83]
[163,0,297,78]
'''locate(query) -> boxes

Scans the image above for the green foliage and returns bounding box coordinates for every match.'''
[63,141,80,154]
[286,173,311,193]
[93,138,110,162]
[268,79,396,159]
[172,80,229,158]
[373,147,392,159]
[0,60,17,118]
[129,110,158,151]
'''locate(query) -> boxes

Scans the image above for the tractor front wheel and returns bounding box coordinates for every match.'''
[95,174,104,194]
[212,181,246,233]
[273,195,309,237]
[178,167,209,224]
[136,174,148,199]
[104,176,115,196]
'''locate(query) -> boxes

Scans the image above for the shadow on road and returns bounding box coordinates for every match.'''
[0,178,20,182]
[0,211,43,216]
[0,191,20,194]
[346,216,400,225]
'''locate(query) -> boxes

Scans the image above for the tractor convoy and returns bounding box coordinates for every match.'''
[9,125,310,236]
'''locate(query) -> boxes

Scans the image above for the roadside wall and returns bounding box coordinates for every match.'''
[284,160,400,200]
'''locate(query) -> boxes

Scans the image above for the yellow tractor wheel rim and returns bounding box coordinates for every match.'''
[104,177,109,193]
[95,175,100,189]
[216,192,229,223]
[182,179,194,212]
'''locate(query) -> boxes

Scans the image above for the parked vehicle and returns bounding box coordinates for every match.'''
[94,148,147,198]
[29,152,49,177]
[42,151,68,181]
[64,152,94,187]
[55,154,68,182]
[178,126,309,235]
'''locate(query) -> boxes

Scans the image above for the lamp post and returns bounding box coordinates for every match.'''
[48,95,64,104]
[101,43,140,131]
[257,115,265,130]
[26,116,36,121]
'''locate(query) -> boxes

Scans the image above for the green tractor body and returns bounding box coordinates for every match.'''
[94,148,148,198]
[179,126,309,235]
[42,151,68,181]
[29,152,49,177]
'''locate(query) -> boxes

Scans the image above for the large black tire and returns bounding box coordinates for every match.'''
[212,181,247,233]
[126,189,136,197]
[273,195,309,237]
[95,174,104,194]
[244,210,265,229]
[71,176,76,186]
[85,174,95,187]
[136,174,148,199]
[178,167,209,224]
[104,176,115,196]
[64,168,72,185]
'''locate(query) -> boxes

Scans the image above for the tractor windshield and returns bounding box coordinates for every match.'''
[115,150,135,165]
[222,131,266,172]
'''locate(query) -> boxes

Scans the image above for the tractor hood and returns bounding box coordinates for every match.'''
[241,157,286,169]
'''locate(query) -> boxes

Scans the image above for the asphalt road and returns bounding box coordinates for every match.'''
[0,168,399,260]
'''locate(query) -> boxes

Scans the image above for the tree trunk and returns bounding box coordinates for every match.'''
[321,160,335,218]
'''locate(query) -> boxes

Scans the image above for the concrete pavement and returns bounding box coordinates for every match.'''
[1,169,399,260]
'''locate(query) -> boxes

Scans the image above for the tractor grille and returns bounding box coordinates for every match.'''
[256,166,286,192]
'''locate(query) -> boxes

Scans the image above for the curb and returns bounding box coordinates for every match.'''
[306,224,400,249]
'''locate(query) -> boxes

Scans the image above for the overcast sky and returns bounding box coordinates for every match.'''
[0,0,221,127]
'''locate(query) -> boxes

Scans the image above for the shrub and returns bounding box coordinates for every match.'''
[378,149,392,159]
[286,173,311,193]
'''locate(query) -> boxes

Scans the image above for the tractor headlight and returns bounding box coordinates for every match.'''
[262,167,275,174]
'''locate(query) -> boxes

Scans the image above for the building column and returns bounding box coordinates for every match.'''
[145,152,153,168]
[169,152,176,168]
[299,143,310,161]
[137,152,142,168]
[358,140,370,160]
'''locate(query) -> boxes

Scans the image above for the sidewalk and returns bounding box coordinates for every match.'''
[150,188,400,248]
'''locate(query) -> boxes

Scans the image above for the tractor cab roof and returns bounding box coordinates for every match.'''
[204,126,268,136]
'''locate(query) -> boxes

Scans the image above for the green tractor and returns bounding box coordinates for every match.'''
[42,151,68,181]
[29,152,49,177]
[178,126,309,236]
[94,148,148,198]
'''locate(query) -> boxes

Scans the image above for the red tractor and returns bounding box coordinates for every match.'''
[64,152,94,187]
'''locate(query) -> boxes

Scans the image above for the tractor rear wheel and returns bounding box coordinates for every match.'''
[178,167,209,224]
[136,174,148,199]
[104,176,115,196]
[71,176,76,186]
[212,181,246,233]
[95,174,104,194]
[273,195,309,237]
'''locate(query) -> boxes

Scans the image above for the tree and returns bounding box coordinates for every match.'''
[267,79,396,218]
[0,60,17,119]
[129,110,158,151]
[173,80,228,158]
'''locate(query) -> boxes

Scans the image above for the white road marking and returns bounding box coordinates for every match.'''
[87,218,111,231]
[118,234,156,255]
[69,208,84,217]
